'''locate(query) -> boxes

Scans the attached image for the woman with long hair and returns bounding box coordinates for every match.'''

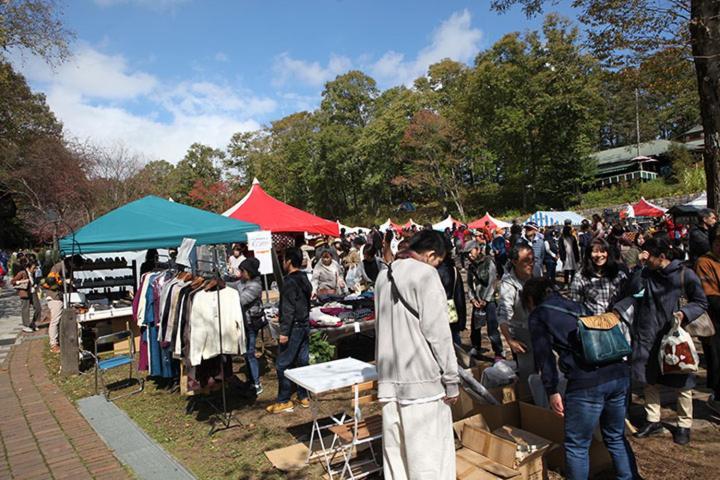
[570,238,627,315]
[559,223,580,286]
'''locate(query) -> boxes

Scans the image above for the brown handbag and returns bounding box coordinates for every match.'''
[680,268,716,338]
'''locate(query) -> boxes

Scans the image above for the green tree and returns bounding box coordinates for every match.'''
[132,159,178,199]
[319,70,379,128]
[171,143,223,205]
[598,47,700,148]
[226,113,319,213]
[399,110,468,218]
[0,0,74,65]
[0,61,65,242]
[225,130,271,185]
[355,86,422,215]
[490,0,720,209]
[464,15,601,209]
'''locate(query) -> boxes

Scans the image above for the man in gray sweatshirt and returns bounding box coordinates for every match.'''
[375,230,459,480]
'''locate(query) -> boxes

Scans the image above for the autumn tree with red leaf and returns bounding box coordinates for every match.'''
[398,110,468,218]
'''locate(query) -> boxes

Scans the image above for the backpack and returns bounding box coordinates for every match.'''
[540,304,632,366]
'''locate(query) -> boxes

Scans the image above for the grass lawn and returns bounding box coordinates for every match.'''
[42,344,376,480]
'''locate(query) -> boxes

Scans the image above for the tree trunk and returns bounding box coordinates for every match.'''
[690,0,720,209]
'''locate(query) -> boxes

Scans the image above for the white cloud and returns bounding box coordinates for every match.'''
[17,44,158,100]
[272,53,352,87]
[214,52,229,62]
[371,9,482,86]
[272,10,483,88]
[158,81,277,118]
[13,45,273,162]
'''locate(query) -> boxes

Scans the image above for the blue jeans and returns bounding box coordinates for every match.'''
[564,376,639,480]
[276,324,309,403]
[245,325,260,386]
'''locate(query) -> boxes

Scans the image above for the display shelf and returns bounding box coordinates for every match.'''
[70,260,138,295]
[75,280,135,289]
[73,262,133,271]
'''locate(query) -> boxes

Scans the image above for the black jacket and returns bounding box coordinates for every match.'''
[616,260,708,388]
[558,234,580,264]
[689,225,710,264]
[437,261,467,331]
[279,271,312,336]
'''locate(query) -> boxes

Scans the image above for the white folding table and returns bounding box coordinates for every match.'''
[284,357,378,477]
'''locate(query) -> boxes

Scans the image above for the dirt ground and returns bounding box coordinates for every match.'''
[469,328,720,480]
[45,321,720,480]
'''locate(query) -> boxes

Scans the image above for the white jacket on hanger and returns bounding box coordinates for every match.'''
[189,287,246,366]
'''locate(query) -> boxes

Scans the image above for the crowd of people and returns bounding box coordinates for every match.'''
[3,207,720,480]
[364,209,719,480]
[226,209,719,478]
[0,250,67,354]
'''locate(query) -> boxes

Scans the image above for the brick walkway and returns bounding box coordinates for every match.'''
[0,337,132,480]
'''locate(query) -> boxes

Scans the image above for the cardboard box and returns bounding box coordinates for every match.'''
[454,402,613,478]
[452,365,518,421]
[456,424,550,480]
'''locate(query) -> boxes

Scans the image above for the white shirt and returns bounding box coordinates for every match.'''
[227,254,246,276]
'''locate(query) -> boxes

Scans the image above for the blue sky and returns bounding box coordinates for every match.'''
[12,0,577,162]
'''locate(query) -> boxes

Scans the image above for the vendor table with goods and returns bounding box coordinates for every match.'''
[68,256,140,355]
[309,292,375,343]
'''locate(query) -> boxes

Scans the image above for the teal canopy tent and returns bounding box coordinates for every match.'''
[59,196,259,255]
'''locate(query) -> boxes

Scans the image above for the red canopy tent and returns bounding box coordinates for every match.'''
[222,179,340,236]
[468,212,511,231]
[403,218,420,229]
[380,218,402,233]
[621,197,667,218]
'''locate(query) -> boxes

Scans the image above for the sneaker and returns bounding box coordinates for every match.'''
[266,401,294,414]
[254,384,264,396]
[633,421,665,438]
[297,397,310,409]
[22,327,34,333]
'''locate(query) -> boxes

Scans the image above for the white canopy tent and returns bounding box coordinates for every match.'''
[337,221,370,235]
[432,215,462,231]
[688,192,707,208]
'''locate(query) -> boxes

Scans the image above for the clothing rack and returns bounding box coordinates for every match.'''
[187,246,243,436]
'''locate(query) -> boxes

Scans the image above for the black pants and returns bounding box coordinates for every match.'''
[470,302,503,357]
[21,293,41,328]
[544,261,557,283]
[704,296,720,396]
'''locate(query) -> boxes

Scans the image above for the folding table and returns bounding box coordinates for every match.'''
[284,357,378,477]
